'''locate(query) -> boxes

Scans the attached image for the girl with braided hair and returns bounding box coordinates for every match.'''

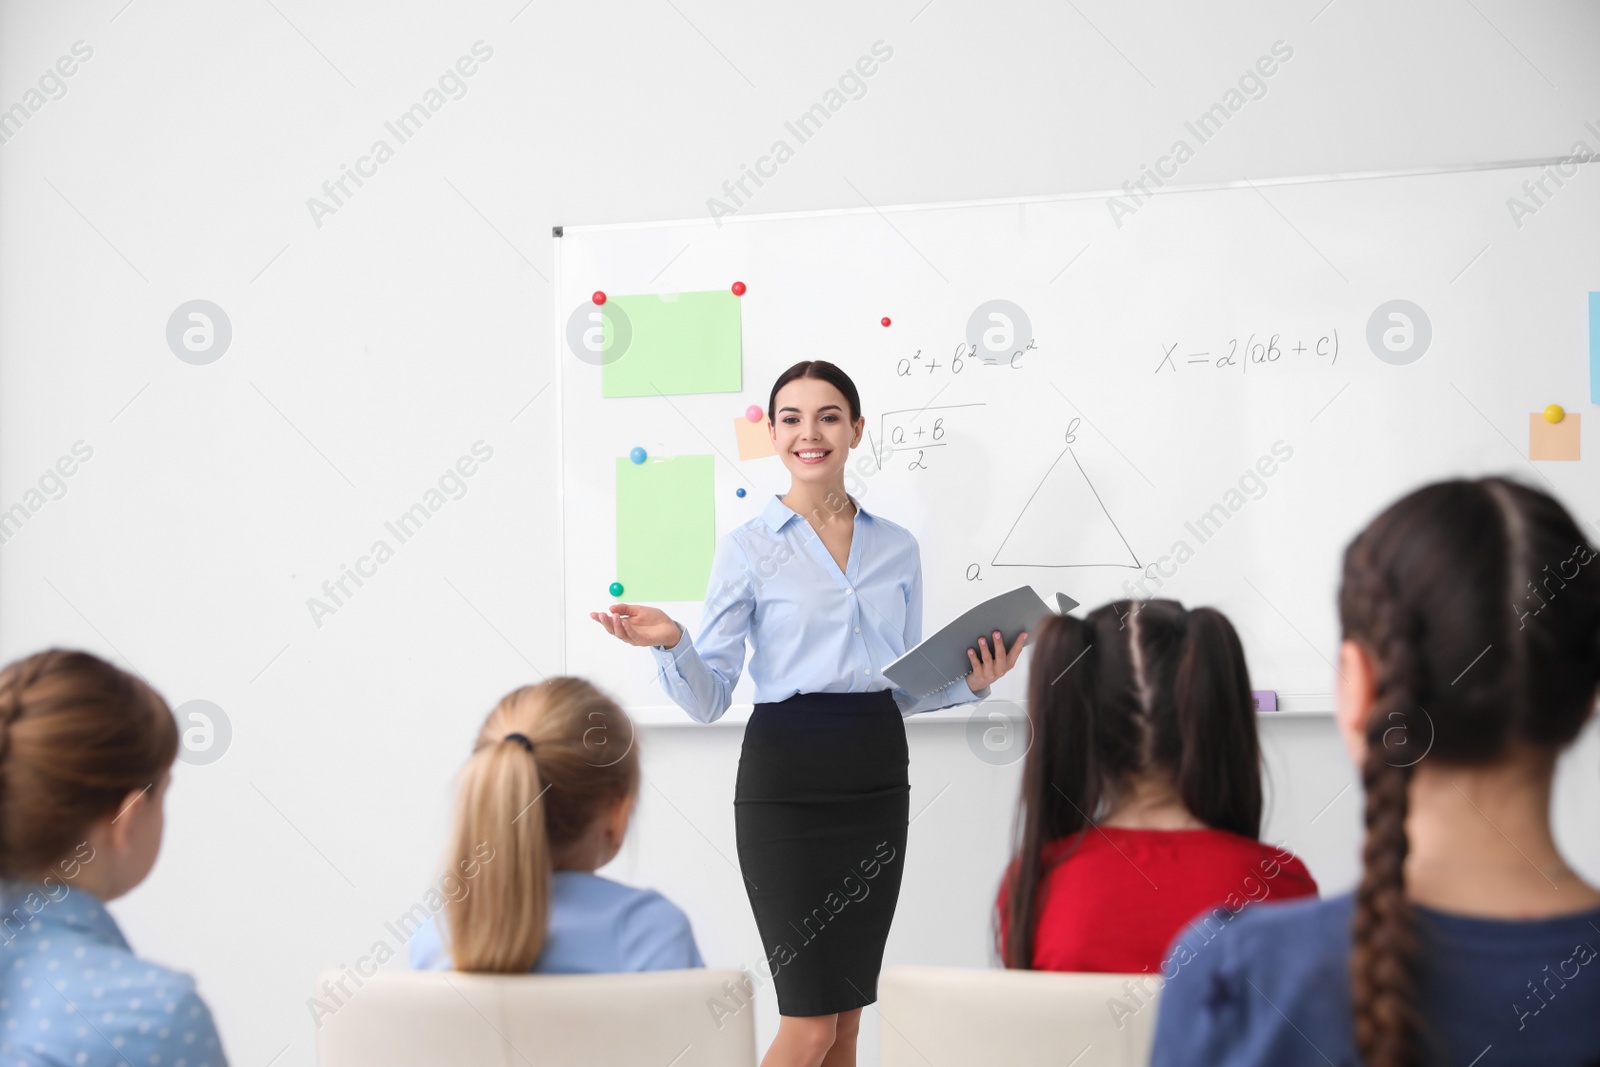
[995,598,1317,976]
[0,648,228,1066]
[1152,478,1600,1066]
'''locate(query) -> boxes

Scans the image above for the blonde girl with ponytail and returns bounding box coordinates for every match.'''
[1151,478,1600,1065]
[409,677,703,974]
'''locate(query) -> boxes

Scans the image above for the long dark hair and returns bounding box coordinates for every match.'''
[767,360,862,426]
[1000,599,1262,969]
[1341,478,1600,1066]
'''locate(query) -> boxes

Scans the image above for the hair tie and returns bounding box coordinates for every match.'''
[503,732,536,754]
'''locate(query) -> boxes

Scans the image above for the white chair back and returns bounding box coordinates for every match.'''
[878,965,1160,1067]
[314,968,758,1067]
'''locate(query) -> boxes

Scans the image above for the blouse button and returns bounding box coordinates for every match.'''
[854,627,860,633]
[864,668,871,675]
[846,588,854,595]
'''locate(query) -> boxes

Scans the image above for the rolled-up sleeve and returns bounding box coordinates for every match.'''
[648,536,755,723]
[892,540,989,718]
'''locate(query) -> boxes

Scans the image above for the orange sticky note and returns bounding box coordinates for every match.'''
[1529,412,1580,460]
[734,414,776,460]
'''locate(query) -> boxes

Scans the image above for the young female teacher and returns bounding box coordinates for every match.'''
[591,360,1024,1067]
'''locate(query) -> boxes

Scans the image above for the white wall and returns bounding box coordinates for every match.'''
[2,1,1598,1064]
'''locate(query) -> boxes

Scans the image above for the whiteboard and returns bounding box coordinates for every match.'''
[558,161,1599,725]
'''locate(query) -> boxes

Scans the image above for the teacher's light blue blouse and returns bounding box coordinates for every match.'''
[650,493,990,723]
[0,880,228,1067]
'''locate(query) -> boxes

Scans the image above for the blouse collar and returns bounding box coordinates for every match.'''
[761,493,871,532]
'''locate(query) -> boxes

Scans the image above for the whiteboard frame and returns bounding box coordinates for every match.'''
[554,155,1592,725]
[559,157,1579,235]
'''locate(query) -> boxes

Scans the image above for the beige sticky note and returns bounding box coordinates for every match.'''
[1529,412,1581,460]
[734,415,776,460]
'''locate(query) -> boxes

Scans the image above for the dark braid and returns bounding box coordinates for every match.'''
[1353,754,1417,1066]
[1348,556,1425,1067]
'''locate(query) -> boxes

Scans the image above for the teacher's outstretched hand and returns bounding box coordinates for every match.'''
[966,629,1026,693]
[591,603,680,648]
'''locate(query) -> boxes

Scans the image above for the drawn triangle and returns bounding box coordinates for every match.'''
[992,448,1141,568]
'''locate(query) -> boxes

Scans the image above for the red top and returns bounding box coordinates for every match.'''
[995,826,1318,974]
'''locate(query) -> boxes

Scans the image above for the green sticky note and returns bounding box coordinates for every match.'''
[615,455,715,601]
[602,291,743,398]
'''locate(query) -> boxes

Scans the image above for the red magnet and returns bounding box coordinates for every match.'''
[592,291,607,305]
[881,317,891,327]
[732,281,747,296]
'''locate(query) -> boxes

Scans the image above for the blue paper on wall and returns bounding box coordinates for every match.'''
[1590,292,1599,404]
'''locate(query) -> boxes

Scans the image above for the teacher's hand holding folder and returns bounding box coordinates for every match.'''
[886,586,1067,698]
[963,626,1027,692]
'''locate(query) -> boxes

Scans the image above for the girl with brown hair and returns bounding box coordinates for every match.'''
[408,676,702,973]
[0,648,228,1066]
[1151,477,1600,1065]
[995,599,1316,975]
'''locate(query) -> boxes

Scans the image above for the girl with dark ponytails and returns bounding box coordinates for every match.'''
[996,599,1316,975]
[1152,478,1600,1066]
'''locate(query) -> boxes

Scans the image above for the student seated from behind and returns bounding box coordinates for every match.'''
[409,676,703,973]
[994,599,1317,974]
[0,649,228,1067]
[1152,478,1600,1066]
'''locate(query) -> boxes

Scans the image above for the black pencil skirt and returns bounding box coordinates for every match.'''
[734,688,910,1017]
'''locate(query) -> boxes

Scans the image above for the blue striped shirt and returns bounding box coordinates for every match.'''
[649,493,990,723]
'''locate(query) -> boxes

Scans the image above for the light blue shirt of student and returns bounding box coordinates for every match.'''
[407,871,703,973]
[0,880,228,1067]
[650,493,991,723]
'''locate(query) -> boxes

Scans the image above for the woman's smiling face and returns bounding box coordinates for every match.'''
[770,376,864,485]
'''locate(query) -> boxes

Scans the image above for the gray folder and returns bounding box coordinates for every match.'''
[884,585,1068,698]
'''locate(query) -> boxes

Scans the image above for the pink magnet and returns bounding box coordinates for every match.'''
[745,405,763,422]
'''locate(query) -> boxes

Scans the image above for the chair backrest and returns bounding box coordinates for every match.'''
[878,965,1160,1067]
[314,968,758,1067]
